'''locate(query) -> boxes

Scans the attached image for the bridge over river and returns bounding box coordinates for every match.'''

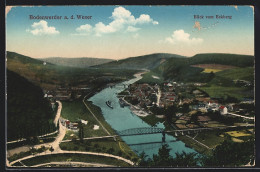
[62,124,254,146]
[116,124,254,137]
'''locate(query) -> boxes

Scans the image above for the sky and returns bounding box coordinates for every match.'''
[6,6,254,59]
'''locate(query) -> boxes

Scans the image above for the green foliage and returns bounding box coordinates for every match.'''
[7,70,56,141]
[139,144,199,167]
[78,121,84,142]
[216,67,254,82]
[137,71,164,84]
[201,138,255,167]
[95,53,185,70]
[8,147,47,162]
[190,53,254,67]
[156,53,253,82]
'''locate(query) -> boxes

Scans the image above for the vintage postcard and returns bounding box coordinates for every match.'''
[6,5,255,168]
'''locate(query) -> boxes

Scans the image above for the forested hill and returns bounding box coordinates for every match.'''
[39,57,114,68]
[93,53,186,70]
[189,53,254,67]
[154,53,254,82]
[7,70,56,141]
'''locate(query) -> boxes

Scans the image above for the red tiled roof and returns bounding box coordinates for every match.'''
[219,106,225,109]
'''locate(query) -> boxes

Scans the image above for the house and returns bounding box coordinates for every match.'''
[176,113,183,117]
[219,106,228,115]
[69,123,78,130]
[65,120,70,127]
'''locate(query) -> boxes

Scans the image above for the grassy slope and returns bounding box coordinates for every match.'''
[94,53,186,70]
[216,67,254,82]
[199,67,254,100]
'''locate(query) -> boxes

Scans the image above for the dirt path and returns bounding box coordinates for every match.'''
[185,135,212,150]
[83,95,111,136]
[53,101,62,127]
[9,151,135,166]
[30,161,114,167]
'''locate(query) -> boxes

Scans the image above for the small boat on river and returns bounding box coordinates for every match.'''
[106,100,113,109]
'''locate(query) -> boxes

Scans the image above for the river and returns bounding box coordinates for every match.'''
[88,73,197,158]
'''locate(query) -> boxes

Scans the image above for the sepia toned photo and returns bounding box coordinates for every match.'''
[6,5,255,168]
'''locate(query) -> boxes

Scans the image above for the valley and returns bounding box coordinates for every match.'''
[6,51,255,168]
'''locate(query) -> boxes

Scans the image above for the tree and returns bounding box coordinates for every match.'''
[165,105,177,123]
[201,138,255,167]
[49,147,54,152]
[148,144,173,167]
[139,144,198,167]
[78,121,84,143]
[139,151,149,166]
[173,151,198,167]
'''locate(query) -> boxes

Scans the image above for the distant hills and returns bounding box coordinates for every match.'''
[40,57,114,68]
[6,51,139,89]
[93,53,186,70]
[7,51,254,83]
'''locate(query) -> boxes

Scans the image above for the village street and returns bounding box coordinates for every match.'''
[228,113,255,120]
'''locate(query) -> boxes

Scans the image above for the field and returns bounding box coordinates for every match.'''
[60,138,139,162]
[137,71,164,84]
[193,131,224,149]
[216,67,254,82]
[60,98,138,161]
[191,64,237,70]
[200,85,249,100]
[61,99,115,138]
[202,69,222,73]
[225,130,252,137]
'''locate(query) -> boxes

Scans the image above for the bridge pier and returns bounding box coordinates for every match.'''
[162,131,166,142]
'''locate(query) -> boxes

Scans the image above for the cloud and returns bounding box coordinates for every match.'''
[75,6,158,36]
[27,20,59,35]
[164,29,203,44]
[76,24,92,33]
[126,26,140,32]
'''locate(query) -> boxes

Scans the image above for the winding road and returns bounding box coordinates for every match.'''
[7,99,135,167]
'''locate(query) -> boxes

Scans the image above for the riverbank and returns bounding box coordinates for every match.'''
[59,95,139,164]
